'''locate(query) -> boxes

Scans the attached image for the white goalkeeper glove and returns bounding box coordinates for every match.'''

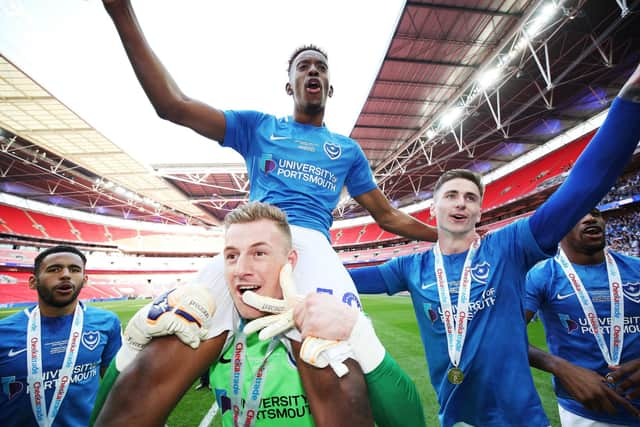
[243,264,362,377]
[242,262,301,339]
[118,284,216,369]
[346,312,386,374]
[299,337,353,377]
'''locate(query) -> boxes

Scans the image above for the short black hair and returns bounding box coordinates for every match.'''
[287,44,328,73]
[434,169,485,197]
[34,245,86,275]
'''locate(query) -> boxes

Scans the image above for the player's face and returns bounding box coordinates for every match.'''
[563,209,606,254]
[223,219,295,320]
[287,50,333,115]
[432,178,482,236]
[29,252,86,310]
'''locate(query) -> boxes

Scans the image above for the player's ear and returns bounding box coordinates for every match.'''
[328,85,334,98]
[285,82,293,96]
[28,275,37,289]
[288,249,298,270]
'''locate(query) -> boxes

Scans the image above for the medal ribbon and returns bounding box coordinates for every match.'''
[27,304,84,427]
[555,248,624,366]
[229,330,279,427]
[433,238,481,368]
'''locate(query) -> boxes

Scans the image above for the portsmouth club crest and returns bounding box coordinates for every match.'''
[623,281,640,303]
[470,261,490,284]
[82,331,100,351]
[323,142,341,160]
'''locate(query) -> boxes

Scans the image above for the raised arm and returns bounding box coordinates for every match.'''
[94,334,226,427]
[103,0,226,141]
[355,188,438,242]
[530,64,640,253]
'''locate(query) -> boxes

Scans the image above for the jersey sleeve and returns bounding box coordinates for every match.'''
[529,97,640,253]
[524,261,550,314]
[222,110,267,156]
[102,314,122,369]
[344,142,377,198]
[365,352,426,427]
[377,256,413,294]
[349,265,389,294]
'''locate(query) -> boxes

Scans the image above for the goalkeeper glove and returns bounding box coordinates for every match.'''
[122,284,216,361]
[298,311,385,376]
[242,262,301,339]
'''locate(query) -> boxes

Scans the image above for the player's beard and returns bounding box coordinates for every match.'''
[36,281,83,308]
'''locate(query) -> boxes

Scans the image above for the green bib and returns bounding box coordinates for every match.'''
[210,333,314,427]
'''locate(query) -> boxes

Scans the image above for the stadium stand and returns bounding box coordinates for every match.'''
[2,130,639,305]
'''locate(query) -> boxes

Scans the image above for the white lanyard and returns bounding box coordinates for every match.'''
[27,304,83,427]
[555,248,624,367]
[229,331,279,427]
[433,239,480,369]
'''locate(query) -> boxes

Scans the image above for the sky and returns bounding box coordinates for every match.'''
[0,0,406,167]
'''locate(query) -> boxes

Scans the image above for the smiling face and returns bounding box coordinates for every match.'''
[286,49,333,118]
[431,177,483,238]
[29,252,86,315]
[223,218,297,320]
[562,209,607,257]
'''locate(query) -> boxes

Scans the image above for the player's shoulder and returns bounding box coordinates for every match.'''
[526,257,556,281]
[82,304,120,324]
[610,249,640,263]
[329,131,360,148]
[0,308,29,329]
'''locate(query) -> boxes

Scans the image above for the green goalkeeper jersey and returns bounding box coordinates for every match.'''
[210,333,314,427]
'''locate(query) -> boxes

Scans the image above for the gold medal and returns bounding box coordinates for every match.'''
[447,367,464,384]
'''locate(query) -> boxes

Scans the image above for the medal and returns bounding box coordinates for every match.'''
[556,248,624,367]
[434,239,480,388]
[447,367,464,384]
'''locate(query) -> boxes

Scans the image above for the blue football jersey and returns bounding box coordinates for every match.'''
[378,219,550,427]
[526,251,640,425]
[223,111,377,240]
[0,303,121,427]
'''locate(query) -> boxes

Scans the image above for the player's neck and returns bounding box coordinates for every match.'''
[293,108,325,127]
[38,299,79,317]
[437,230,478,255]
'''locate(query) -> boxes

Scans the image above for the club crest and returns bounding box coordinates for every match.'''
[323,142,341,160]
[470,261,490,284]
[623,282,640,303]
[82,331,100,351]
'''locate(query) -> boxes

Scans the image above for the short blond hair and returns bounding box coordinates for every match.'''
[223,202,292,249]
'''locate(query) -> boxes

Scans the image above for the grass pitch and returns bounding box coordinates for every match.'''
[0,296,559,426]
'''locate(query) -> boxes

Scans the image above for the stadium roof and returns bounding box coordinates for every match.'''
[1,0,639,226]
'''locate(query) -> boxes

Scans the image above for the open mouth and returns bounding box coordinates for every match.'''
[451,213,467,221]
[306,79,321,94]
[582,225,603,236]
[237,285,259,295]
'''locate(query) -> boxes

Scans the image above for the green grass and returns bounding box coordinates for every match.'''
[0,297,559,426]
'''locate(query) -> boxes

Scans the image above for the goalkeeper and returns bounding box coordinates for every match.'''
[92,202,425,427]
